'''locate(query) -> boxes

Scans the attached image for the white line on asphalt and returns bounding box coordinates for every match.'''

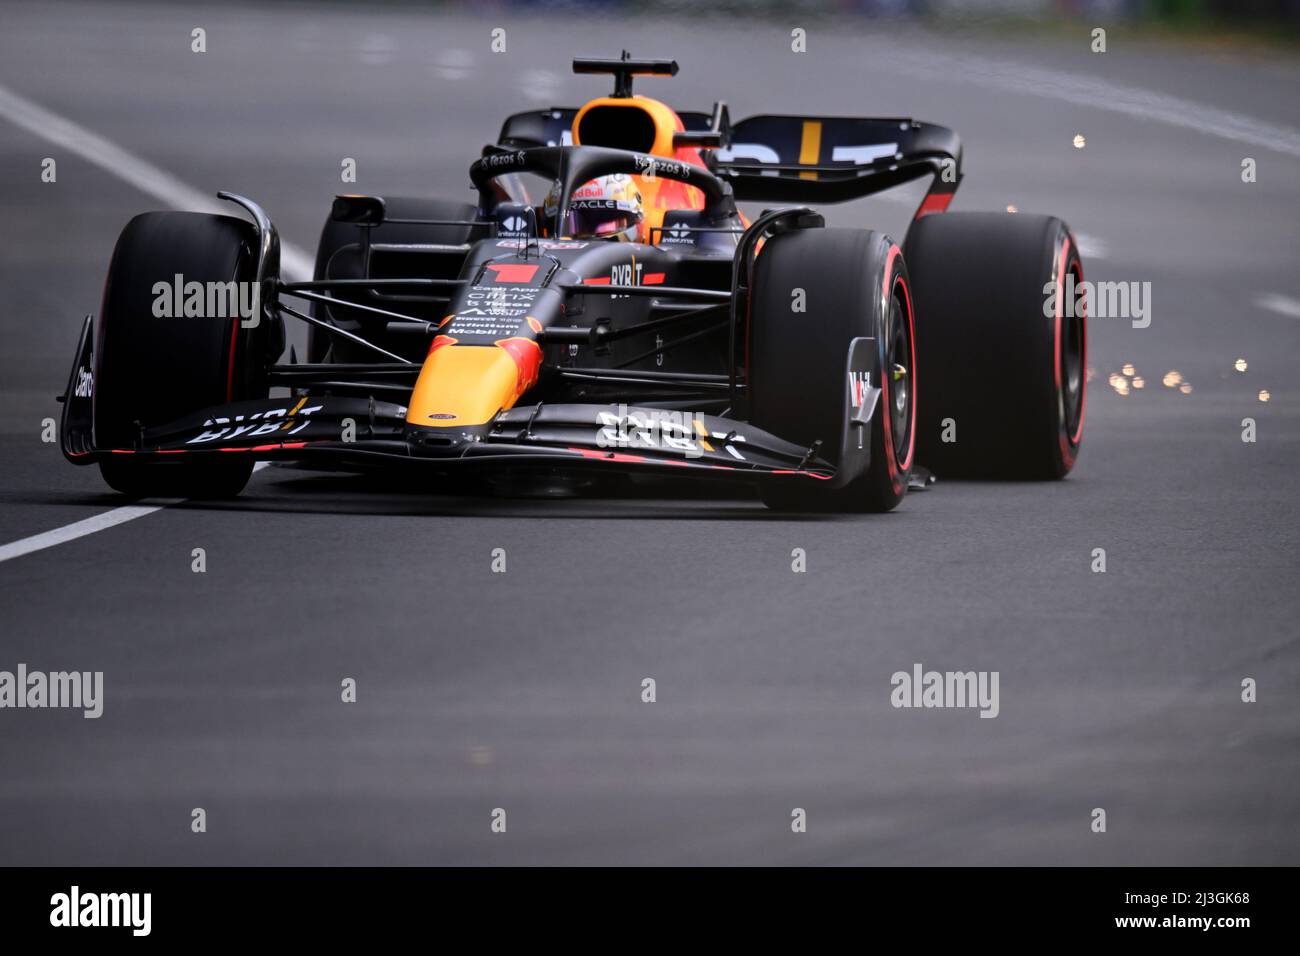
[892,52,1300,159]
[519,69,562,103]
[0,504,169,564]
[0,80,302,564]
[0,81,314,279]
[433,48,473,81]
[1254,292,1300,320]
[0,465,272,565]
[358,33,397,67]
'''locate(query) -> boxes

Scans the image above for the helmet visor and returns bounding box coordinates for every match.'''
[565,199,640,240]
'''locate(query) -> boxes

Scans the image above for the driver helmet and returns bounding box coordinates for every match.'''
[547,174,643,242]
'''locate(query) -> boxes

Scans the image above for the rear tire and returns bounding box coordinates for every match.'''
[94,211,268,498]
[749,228,916,512]
[905,212,1085,479]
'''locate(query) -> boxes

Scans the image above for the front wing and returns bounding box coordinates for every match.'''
[64,394,834,482]
[60,315,887,487]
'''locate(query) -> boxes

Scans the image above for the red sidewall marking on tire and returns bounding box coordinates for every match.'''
[1068,249,1087,447]
[1053,234,1086,467]
[880,244,916,493]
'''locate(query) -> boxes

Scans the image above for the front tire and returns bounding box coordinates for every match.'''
[749,228,917,512]
[94,211,269,498]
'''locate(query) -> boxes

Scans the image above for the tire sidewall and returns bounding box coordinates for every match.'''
[905,212,1085,480]
[1051,227,1086,476]
[94,211,262,446]
[749,228,915,512]
[869,244,916,508]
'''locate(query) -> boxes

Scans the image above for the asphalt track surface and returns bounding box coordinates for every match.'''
[0,0,1297,865]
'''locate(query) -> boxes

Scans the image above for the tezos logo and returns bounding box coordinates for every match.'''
[482,151,526,168]
[634,155,687,178]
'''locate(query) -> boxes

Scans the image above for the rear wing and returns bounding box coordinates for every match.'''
[708,115,961,219]
[495,109,962,220]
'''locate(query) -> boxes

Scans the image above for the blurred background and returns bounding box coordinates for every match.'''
[301,0,1300,31]
[0,0,1296,866]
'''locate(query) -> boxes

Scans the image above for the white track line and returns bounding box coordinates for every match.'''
[1254,292,1300,320]
[0,82,314,279]
[0,80,309,564]
[0,504,170,564]
[0,464,272,566]
[893,52,1300,159]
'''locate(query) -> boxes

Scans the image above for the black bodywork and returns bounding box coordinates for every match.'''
[60,56,962,493]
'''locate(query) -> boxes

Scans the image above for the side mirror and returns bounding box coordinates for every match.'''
[332,194,386,225]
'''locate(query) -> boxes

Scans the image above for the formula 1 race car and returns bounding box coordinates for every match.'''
[59,53,1086,511]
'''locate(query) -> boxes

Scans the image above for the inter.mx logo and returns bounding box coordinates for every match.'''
[501,215,530,234]
[663,222,692,244]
